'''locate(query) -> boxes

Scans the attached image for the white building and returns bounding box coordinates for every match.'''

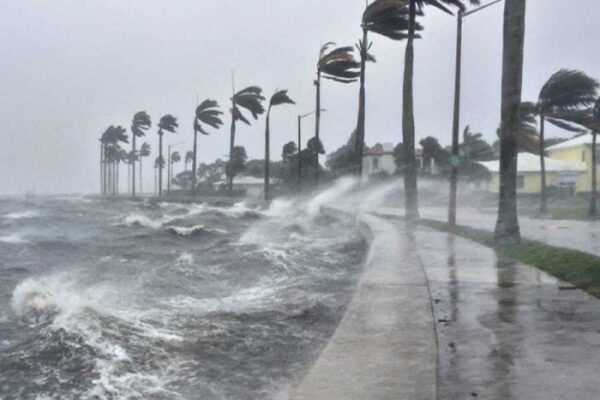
[213,175,278,198]
[362,143,397,177]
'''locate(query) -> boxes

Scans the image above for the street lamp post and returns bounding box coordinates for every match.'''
[297,109,326,193]
[448,0,503,226]
[167,142,185,194]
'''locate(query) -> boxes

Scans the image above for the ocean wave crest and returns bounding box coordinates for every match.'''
[167,224,227,237]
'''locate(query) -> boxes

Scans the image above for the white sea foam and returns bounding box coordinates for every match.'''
[4,210,40,220]
[306,176,359,215]
[0,233,28,244]
[168,224,227,236]
[175,252,194,266]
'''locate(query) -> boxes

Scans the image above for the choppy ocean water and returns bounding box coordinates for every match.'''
[0,196,366,399]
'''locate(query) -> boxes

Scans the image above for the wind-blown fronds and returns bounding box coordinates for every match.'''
[131,111,151,137]
[232,86,266,124]
[363,0,422,40]
[318,43,361,84]
[195,100,223,135]
[154,156,165,169]
[269,89,296,108]
[538,69,599,114]
[140,142,151,156]
[158,114,178,134]
[171,151,181,164]
[102,125,128,144]
[415,0,480,14]
[356,39,377,63]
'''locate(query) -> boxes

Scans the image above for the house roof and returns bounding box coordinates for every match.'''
[364,142,395,156]
[546,135,592,151]
[213,176,279,186]
[477,152,586,173]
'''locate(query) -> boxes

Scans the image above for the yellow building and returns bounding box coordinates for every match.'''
[547,135,597,193]
[476,152,586,194]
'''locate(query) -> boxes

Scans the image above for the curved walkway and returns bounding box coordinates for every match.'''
[291,209,436,400]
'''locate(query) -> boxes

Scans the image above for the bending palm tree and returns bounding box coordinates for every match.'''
[170,151,181,190]
[184,151,193,172]
[494,0,526,245]
[154,156,165,195]
[194,100,224,195]
[156,115,179,197]
[535,69,598,214]
[130,111,151,197]
[264,90,295,200]
[359,0,413,178]
[229,86,265,195]
[315,43,360,183]
[139,142,151,194]
[414,0,479,220]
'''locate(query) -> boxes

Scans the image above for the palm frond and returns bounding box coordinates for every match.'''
[318,45,360,83]
[195,99,224,133]
[232,86,266,121]
[158,114,178,133]
[131,111,152,137]
[269,89,295,108]
[416,0,481,15]
[232,105,251,125]
[538,69,599,113]
[546,117,588,133]
[363,0,422,40]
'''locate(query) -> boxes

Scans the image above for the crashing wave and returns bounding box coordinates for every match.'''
[0,233,28,244]
[167,224,227,237]
[3,210,40,220]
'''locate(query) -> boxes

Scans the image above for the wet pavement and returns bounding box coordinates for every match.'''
[378,206,600,257]
[411,224,600,399]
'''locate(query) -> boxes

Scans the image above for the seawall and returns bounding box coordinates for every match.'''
[291,207,437,400]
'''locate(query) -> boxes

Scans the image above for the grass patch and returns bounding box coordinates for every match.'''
[420,219,600,298]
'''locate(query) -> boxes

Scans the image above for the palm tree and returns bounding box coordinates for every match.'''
[154,156,165,195]
[398,0,479,221]
[359,0,413,178]
[130,111,151,197]
[156,115,178,197]
[170,151,181,190]
[100,126,128,196]
[264,90,295,200]
[494,0,526,245]
[535,69,598,214]
[229,86,265,195]
[315,43,360,183]
[184,151,193,171]
[139,142,151,194]
[194,100,224,195]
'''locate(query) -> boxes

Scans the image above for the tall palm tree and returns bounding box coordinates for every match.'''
[170,151,181,190]
[315,43,361,183]
[184,151,193,171]
[494,0,526,245]
[154,156,165,195]
[156,115,178,197]
[264,90,295,200]
[138,142,151,194]
[194,100,223,195]
[100,126,128,197]
[360,0,413,178]
[229,86,265,195]
[397,0,479,220]
[130,111,151,197]
[535,69,598,214]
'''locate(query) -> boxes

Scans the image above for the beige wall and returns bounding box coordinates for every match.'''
[549,145,593,192]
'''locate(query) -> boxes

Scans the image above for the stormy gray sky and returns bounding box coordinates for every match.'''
[1,0,599,195]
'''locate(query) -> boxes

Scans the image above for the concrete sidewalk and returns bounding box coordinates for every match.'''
[377,206,600,257]
[412,224,600,399]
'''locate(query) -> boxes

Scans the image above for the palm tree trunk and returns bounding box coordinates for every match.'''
[494,0,526,245]
[139,157,143,195]
[315,71,321,184]
[192,128,198,196]
[590,130,598,217]
[403,0,419,221]
[355,28,368,181]
[154,167,157,195]
[448,12,463,226]
[228,107,236,197]
[132,135,137,197]
[100,144,104,195]
[539,115,548,214]
[264,109,271,200]
[159,134,163,197]
[127,163,131,195]
[117,161,120,195]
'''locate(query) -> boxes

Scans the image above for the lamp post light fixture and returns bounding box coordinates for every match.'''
[448,0,503,226]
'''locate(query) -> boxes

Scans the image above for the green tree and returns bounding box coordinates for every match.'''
[494,0,526,245]
[229,86,265,195]
[226,146,248,186]
[130,111,151,197]
[184,151,193,171]
[264,89,295,200]
[194,100,223,195]
[156,115,178,197]
[461,126,494,161]
[315,43,360,182]
[170,151,181,190]
[326,130,358,176]
[535,69,599,214]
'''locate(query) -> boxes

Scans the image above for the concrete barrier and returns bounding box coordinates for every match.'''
[291,208,437,400]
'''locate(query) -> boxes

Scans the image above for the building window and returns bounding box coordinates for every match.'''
[517,175,525,189]
[372,157,379,170]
